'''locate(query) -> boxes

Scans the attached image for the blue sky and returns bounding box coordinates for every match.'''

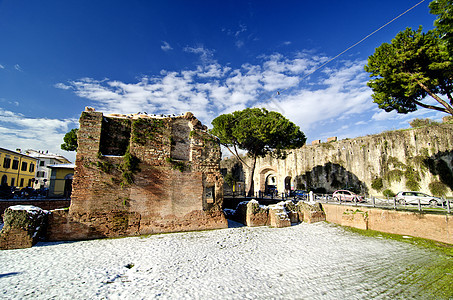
[0,0,443,162]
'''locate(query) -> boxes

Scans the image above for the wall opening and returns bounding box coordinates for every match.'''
[100,117,131,156]
[170,119,190,161]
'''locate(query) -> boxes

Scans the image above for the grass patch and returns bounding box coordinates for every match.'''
[343,226,453,257]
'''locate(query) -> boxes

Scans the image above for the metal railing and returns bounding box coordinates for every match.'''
[224,191,452,214]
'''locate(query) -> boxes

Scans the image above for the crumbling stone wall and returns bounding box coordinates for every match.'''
[223,123,453,197]
[229,200,325,228]
[49,109,227,240]
[0,205,48,250]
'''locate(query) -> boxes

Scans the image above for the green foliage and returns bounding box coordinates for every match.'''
[386,169,404,182]
[131,118,163,145]
[210,108,306,159]
[365,25,453,116]
[320,143,334,150]
[409,118,440,128]
[165,157,186,172]
[429,181,448,197]
[96,160,113,173]
[382,189,396,198]
[210,108,306,196]
[119,147,140,186]
[387,156,405,169]
[61,128,78,151]
[371,177,384,191]
[430,0,453,53]
[404,167,421,191]
[223,173,238,187]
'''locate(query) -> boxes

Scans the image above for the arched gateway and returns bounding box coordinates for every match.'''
[258,166,278,195]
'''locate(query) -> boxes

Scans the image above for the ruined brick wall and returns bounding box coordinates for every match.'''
[51,109,226,240]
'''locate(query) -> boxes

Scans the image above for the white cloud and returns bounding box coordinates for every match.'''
[0,108,78,162]
[0,64,4,69]
[161,41,173,51]
[184,46,216,64]
[14,64,22,72]
[235,40,244,48]
[55,50,389,140]
[54,83,72,90]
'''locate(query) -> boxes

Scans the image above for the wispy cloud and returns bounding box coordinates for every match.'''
[55,50,378,135]
[183,46,216,64]
[161,41,173,51]
[54,83,72,90]
[0,108,78,160]
[0,64,4,69]
[14,64,22,72]
[223,23,250,49]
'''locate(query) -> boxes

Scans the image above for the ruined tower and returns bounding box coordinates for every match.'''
[48,108,227,240]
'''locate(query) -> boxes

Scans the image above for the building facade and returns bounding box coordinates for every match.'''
[0,147,37,189]
[48,164,75,198]
[24,150,71,189]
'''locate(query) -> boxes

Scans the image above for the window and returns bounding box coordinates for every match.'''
[19,178,24,187]
[3,157,11,168]
[29,163,35,173]
[37,171,46,178]
[1,175,7,185]
[12,159,19,170]
[21,161,28,171]
[10,178,15,187]
[28,179,33,187]
[40,161,45,166]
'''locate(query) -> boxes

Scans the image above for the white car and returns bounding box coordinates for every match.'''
[395,191,442,206]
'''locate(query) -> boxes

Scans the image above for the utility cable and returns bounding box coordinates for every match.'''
[262,0,426,105]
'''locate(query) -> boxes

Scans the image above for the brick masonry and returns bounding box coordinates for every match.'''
[48,109,227,240]
[322,203,453,244]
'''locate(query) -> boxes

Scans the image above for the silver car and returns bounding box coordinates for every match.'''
[395,191,442,206]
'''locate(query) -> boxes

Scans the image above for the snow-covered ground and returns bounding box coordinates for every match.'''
[0,221,451,299]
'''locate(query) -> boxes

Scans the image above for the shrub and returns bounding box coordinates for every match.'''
[429,181,448,197]
[382,189,395,198]
[405,180,420,191]
[409,118,439,128]
[371,177,383,191]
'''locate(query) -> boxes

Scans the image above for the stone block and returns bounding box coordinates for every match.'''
[282,200,299,223]
[311,140,321,145]
[296,202,326,223]
[0,205,49,250]
[268,203,291,228]
[245,200,269,227]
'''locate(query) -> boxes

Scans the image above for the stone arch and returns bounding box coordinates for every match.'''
[258,166,278,194]
[284,176,292,193]
[1,175,7,186]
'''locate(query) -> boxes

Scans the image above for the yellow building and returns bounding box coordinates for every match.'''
[48,164,74,198]
[0,147,38,189]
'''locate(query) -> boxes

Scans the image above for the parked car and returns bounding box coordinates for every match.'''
[395,191,442,206]
[332,190,365,202]
[291,190,308,198]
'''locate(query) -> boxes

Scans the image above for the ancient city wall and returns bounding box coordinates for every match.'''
[223,123,453,197]
[322,204,453,244]
[48,109,227,241]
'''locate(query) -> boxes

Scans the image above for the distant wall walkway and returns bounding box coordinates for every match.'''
[322,203,453,244]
